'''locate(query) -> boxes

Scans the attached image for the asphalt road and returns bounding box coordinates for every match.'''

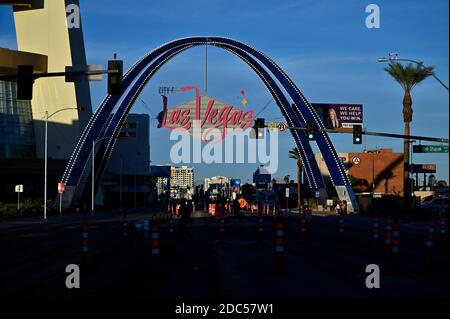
[0,209,448,299]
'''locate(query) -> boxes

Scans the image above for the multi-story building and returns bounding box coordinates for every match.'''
[0,1,92,201]
[171,166,194,189]
[150,165,172,200]
[315,149,404,196]
[101,114,151,207]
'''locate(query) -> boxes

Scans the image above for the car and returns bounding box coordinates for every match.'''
[420,197,449,214]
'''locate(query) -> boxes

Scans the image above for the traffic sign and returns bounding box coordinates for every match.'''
[58,182,66,194]
[411,164,436,174]
[413,145,448,153]
[315,190,320,198]
[15,185,23,193]
[268,121,277,131]
[277,122,286,131]
[352,157,361,165]
[285,188,290,198]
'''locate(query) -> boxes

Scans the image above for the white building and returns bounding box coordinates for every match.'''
[171,166,194,189]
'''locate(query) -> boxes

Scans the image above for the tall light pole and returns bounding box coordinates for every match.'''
[92,136,111,215]
[409,140,417,194]
[43,107,79,221]
[378,54,449,91]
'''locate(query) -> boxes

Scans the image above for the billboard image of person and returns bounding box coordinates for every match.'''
[312,103,363,129]
[325,108,342,129]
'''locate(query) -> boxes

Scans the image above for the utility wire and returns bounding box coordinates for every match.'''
[254,98,274,118]
[139,98,159,119]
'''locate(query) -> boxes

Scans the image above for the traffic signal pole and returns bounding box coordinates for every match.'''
[0,69,120,81]
[284,126,449,144]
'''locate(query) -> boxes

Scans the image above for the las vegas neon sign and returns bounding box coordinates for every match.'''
[157,86,254,141]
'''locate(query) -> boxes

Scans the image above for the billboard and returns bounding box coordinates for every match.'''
[312,103,363,129]
[230,178,241,193]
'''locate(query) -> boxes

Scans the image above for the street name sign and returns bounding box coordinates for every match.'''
[413,145,449,153]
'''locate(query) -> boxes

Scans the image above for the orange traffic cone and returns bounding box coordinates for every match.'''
[275,217,285,274]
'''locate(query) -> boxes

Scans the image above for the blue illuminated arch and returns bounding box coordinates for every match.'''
[61,37,358,212]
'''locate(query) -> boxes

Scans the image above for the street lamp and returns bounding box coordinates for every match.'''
[92,136,111,215]
[43,107,80,221]
[378,54,449,91]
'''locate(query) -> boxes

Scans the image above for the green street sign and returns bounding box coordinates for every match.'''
[413,145,449,153]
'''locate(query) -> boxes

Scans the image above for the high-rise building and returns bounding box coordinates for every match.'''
[0,1,92,201]
[171,166,194,189]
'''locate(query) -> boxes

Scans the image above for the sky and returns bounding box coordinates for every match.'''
[1,0,449,184]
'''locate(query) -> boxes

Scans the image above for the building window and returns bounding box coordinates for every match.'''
[0,81,36,159]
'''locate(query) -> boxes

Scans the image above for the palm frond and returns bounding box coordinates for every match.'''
[288,147,301,160]
[384,62,434,92]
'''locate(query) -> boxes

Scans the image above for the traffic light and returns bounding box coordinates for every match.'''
[17,65,34,100]
[253,118,265,139]
[353,124,363,144]
[108,60,123,95]
[306,123,315,140]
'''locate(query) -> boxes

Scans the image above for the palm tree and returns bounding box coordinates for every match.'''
[289,148,303,209]
[384,62,434,209]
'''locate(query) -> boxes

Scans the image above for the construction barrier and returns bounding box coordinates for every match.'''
[144,220,150,239]
[169,219,175,239]
[439,209,447,244]
[299,214,307,242]
[264,203,270,215]
[209,203,216,216]
[167,203,172,219]
[151,221,160,272]
[425,217,435,265]
[372,213,380,253]
[275,217,285,274]
[219,215,225,243]
[391,222,401,274]
[384,214,393,257]
[81,215,89,265]
[257,217,263,244]
[338,216,345,243]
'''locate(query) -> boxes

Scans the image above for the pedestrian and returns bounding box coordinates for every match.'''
[342,200,348,216]
[233,198,241,222]
[178,200,190,239]
[306,206,312,223]
[335,201,341,215]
